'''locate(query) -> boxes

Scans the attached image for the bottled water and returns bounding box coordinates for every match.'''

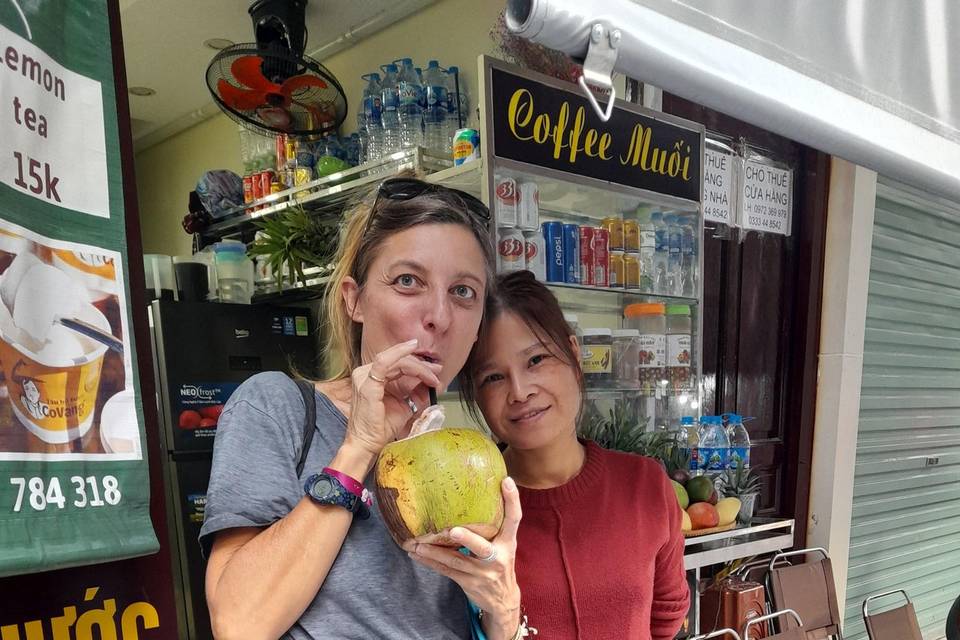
[638,207,655,292]
[380,63,401,155]
[698,416,730,484]
[396,58,423,149]
[360,72,383,162]
[422,60,449,155]
[666,214,683,296]
[726,413,751,470]
[680,215,697,297]
[652,212,669,294]
[678,416,700,475]
[445,65,469,131]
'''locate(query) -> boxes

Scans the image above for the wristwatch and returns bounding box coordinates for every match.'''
[304,472,371,519]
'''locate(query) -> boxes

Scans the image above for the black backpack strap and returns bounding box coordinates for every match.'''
[294,378,317,477]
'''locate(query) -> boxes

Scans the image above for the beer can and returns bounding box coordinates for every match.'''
[579,226,596,286]
[593,228,610,287]
[602,216,624,251]
[624,252,640,289]
[258,170,274,200]
[609,250,625,288]
[542,221,565,282]
[251,171,265,202]
[276,133,288,172]
[285,137,297,168]
[562,223,580,284]
[524,230,546,281]
[497,227,525,273]
[494,175,519,227]
[518,182,540,231]
[453,128,480,165]
[623,219,640,253]
[243,175,254,205]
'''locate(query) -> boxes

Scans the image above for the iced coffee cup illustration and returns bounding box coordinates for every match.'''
[0,254,110,444]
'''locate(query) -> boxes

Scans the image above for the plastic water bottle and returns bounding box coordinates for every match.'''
[678,416,700,475]
[422,60,449,155]
[360,72,383,162]
[638,208,656,292]
[680,215,697,297]
[699,416,730,483]
[650,212,667,294]
[380,63,401,155]
[726,413,751,470]
[445,65,469,131]
[395,58,423,149]
[666,214,682,295]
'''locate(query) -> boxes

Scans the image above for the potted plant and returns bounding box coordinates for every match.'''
[247,205,339,290]
[720,466,761,525]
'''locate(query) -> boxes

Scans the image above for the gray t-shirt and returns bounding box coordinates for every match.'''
[200,371,469,639]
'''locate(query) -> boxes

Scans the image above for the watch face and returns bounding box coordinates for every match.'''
[312,477,335,499]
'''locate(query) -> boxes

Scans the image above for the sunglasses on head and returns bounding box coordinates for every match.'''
[373,177,490,223]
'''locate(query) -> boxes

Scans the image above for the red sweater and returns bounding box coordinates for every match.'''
[515,440,690,640]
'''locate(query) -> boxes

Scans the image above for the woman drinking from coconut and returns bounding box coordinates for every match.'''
[200,177,525,640]
[420,269,690,639]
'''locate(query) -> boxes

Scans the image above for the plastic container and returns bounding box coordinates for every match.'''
[624,303,666,396]
[612,329,640,389]
[581,328,613,388]
[213,241,254,304]
[144,254,176,301]
[666,304,692,392]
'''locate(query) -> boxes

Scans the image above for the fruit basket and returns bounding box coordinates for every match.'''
[682,522,736,538]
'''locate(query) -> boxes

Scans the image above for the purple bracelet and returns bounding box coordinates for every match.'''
[323,467,373,507]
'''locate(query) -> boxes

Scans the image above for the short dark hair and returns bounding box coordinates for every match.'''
[458,270,584,424]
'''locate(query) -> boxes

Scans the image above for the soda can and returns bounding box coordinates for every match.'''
[251,171,264,202]
[518,182,540,231]
[579,226,596,286]
[497,227,525,273]
[258,170,275,201]
[542,221,565,282]
[494,175,519,227]
[623,219,640,253]
[562,223,580,284]
[276,133,287,171]
[243,175,254,205]
[453,128,480,165]
[285,137,297,168]
[593,228,610,287]
[524,230,546,281]
[602,216,624,251]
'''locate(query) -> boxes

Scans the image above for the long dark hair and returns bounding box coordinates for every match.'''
[458,270,584,423]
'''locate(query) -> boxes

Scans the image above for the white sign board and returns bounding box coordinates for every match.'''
[0,25,109,218]
[703,147,734,224]
[739,159,792,235]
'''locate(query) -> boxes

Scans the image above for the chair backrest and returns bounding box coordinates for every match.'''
[767,549,842,639]
[690,629,743,640]
[862,590,922,640]
[746,609,806,640]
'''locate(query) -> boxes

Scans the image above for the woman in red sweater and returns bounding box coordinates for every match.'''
[458,270,689,639]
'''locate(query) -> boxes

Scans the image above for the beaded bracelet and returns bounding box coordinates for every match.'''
[478,606,538,639]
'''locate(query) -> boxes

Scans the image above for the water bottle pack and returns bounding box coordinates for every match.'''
[698,415,729,473]
[725,413,752,470]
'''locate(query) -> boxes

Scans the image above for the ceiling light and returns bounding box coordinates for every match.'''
[128,86,156,96]
[204,38,235,50]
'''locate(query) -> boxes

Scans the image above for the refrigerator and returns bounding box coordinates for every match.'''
[149,300,319,639]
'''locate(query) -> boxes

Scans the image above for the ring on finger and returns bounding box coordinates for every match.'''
[475,547,498,563]
[368,372,386,384]
[405,397,419,414]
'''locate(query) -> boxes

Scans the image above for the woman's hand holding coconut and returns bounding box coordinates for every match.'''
[408,476,525,640]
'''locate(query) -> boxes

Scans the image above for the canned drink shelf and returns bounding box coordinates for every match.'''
[203,148,461,241]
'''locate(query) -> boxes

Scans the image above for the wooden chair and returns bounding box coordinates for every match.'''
[766,548,842,640]
[861,590,922,640]
[745,609,805,640]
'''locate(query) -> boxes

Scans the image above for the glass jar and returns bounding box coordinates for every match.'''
[581,328,613,388]
[624,303,667,396]
[608,250,625,289]
[601,216,624,251]
[623,253,640,289]
[612,329,640,389]
[666,304,692,392]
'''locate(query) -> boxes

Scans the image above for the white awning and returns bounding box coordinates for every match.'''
[506,0,960,200]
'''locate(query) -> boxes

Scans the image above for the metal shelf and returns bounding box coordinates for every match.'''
[683,518,795,570]
[203,148,459,240]
[546,281,698,304]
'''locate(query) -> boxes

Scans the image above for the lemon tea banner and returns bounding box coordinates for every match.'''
[0,1,158,575]
[486,61,703,201]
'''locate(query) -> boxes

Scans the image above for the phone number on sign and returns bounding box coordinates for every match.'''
[9,476,121,512]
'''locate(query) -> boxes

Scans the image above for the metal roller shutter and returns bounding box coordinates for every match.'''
[844,178,960,640]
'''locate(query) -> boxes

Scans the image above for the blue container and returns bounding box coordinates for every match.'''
[562,223,580,284]
[542,221,565,282]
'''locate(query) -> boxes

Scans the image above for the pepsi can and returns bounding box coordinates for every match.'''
[542,221,565,282]
[562,223,580,284]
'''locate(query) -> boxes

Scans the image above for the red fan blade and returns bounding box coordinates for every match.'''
[231,56,281,92]
[279,74,328,97]
[217,79,267,111]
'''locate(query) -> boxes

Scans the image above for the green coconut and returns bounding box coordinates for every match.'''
[374,407,507,549]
